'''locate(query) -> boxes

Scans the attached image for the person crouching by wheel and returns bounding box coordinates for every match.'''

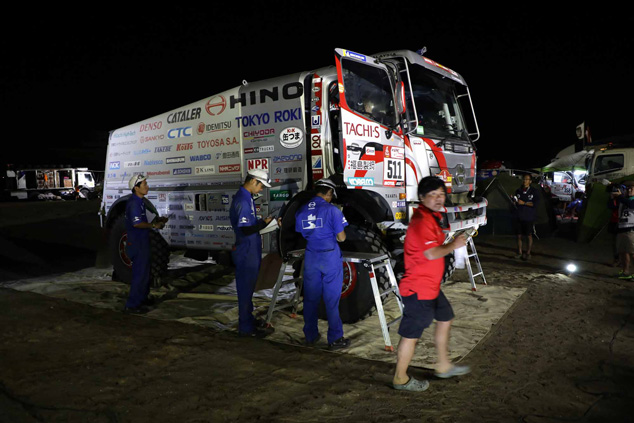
[124,174,166,314]
[392,176,471,392]
[295,178,350,350]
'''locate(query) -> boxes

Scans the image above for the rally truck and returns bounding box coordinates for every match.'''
[101,48,486,323]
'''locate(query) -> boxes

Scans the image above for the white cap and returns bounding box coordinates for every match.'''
[128,174,147,190]
[315,178,337,198]
[247,169,271,187]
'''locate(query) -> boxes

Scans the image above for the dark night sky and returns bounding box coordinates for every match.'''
[3,5,633,171]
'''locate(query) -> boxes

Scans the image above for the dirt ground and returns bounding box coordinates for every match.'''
[0,200,633,422]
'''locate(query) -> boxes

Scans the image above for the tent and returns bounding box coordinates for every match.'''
[476,173,557,237]
[541,149,593,172]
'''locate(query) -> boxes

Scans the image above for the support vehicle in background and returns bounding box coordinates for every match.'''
[101,48,487,323]
[4,165,97,200]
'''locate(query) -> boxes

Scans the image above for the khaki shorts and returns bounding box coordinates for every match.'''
[616,231,634,254]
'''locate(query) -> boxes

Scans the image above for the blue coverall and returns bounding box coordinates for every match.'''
[125,195,151,309]
[295,196,348,344]
[230,186,264,334]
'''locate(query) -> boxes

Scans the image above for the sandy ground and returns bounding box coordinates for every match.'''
[0,200,633,422]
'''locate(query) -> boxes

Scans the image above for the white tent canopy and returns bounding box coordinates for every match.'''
[541,149,593,172]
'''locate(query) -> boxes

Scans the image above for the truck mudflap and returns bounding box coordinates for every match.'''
[441,198,488,232]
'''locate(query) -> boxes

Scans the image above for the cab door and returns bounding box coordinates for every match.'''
[334,49,405,191]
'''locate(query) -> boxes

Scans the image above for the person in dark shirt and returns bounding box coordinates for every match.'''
[512,174,539,260]
[607,180,634,279]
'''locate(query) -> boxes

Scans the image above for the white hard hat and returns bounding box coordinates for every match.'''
[315,178,337,198]
[128,174,147,190]
[247,169,271,187]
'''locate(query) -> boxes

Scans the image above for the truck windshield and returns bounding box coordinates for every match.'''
[406,65,469,141]
[341,58,397,128]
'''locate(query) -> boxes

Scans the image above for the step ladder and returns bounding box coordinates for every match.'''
[342,252,403,351]
[265,250,403,351]
[265,250,305,325]
[464,237,487,291]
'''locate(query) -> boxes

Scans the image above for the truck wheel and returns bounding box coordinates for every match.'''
[109,214,170,287]
[328,224,392,324]
[110,215,132,283]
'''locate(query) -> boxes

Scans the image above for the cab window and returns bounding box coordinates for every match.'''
[594,154,624,175]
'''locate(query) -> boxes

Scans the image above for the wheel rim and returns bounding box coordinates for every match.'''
[341,262,357,298]
[118,233,132,268]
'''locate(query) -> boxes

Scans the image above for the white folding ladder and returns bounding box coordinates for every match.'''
[342,252,403,351]
[464,237,487,291]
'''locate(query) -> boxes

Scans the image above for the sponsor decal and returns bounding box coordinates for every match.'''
[124,160,141,168]
[222,195,229,205]
[216,225,233,232]
[244,145,274,154]
[109,161,120,170]
[312,155,323,170]
[184,203,195,211]
[273,154,303,163]
[234,108,301,128]
[365,146,375,156]
[200,224,214,231]
[274,166,301,174]
[219,164,241,173]
[167,127,193,139]
[166,156,185,164]
[243,128,275,141]
[197,138,238,148]
[384,146,404,159]
[167,107,201,124]
[140,121,162,131]
[176,142,193,151]
[343,122,380,139]
[311,115,321,127]
[195,165,216,175]
[112,130,136,139]
[147,170,170,176]
[197,121,232,135]
[190,154,212,161]
[270,190,291,201]
[347,159,375,171]
[144,159,164,165]
[348,177,374,187]
[247,158,269,171]
[133,148,151,155]
[155,145,172,153]
[140,134,164,143]
[343,50,367,62]
[173,168,191,175]
[280,127,303,149]
[205,95,227,116]
[229,82,302,109]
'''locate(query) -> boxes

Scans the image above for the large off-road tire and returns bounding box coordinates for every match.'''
[332,224,392,323]
[109,214,170,287]
[278,195,392,324]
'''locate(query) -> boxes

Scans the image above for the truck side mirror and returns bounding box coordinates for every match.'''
[396,81,406,115]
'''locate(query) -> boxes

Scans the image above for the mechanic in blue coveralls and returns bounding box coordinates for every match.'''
[295,178,350,350]
[230,169,276,338]
[124,174,166,314]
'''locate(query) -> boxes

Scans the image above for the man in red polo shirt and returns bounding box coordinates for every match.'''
[392,176,471,392]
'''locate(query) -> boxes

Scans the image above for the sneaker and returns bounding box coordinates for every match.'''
[305,333,321,347]
[123,305,151,314]
[238,326,274,339]
[618,273,634,280]
[328,337,351,350]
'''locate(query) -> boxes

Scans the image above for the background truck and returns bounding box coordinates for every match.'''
[4,165,97,200]
[101,48,486,323]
